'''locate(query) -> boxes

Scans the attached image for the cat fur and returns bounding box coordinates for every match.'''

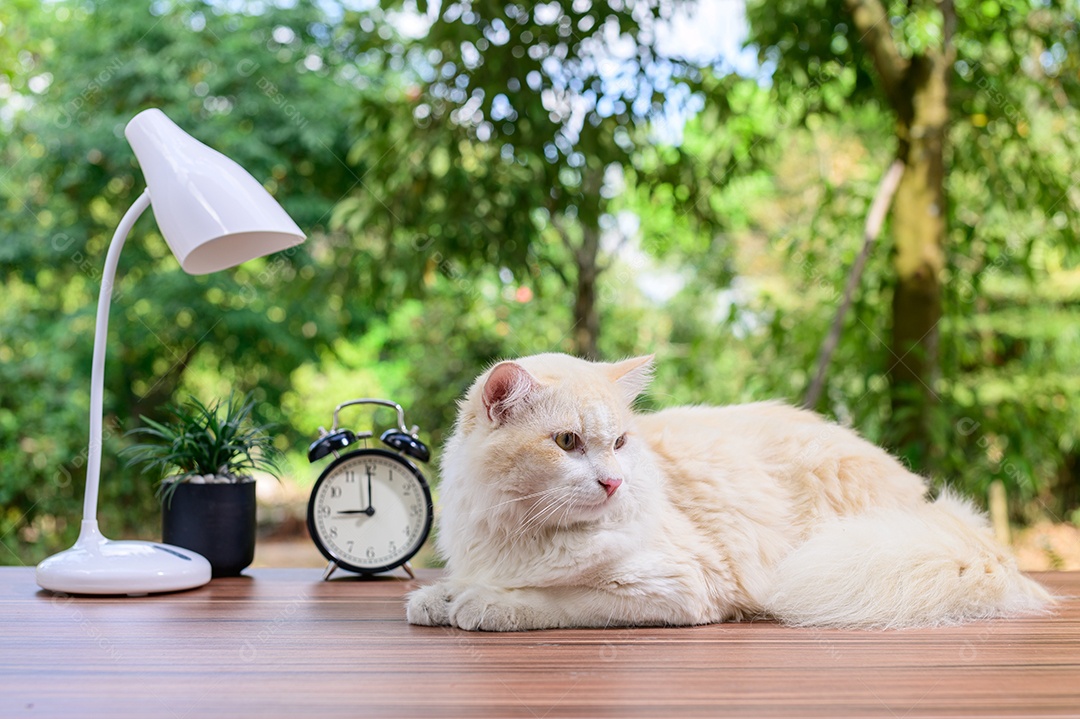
[406,353,1051,631]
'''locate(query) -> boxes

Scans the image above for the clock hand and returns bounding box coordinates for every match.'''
[360,467,368,509]
[335,509,375,516]
[365,467,374,514]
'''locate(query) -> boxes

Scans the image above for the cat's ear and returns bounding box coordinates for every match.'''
[608,355,655,403]
[482,361,539,424]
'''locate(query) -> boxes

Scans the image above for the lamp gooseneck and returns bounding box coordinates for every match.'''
[82,190,151,522]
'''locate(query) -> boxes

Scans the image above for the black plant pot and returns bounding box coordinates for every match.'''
[162,481,256,578]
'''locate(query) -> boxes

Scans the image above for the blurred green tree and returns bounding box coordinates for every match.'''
[333,0,727,358]
[3,0,1078,568]
[0,0,366,562]
[741,0,1080,468]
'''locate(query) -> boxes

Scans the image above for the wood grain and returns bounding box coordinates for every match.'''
[2,568,1078,718]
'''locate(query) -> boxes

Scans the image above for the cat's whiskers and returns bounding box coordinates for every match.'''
[516,499,563,537]
[548,493,579,531]
[555,492,579,530]
[486,486,566,511]
[468,486,567,524]
[514,487,576,538]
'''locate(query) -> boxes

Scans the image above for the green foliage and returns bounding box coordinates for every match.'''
[0,0,362,563]
[332,0,727,357]
[731,0,1080,514]
[3,0,1079,566]
[123,392,283,505]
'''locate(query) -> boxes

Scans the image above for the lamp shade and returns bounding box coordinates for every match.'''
[124,108,305,274]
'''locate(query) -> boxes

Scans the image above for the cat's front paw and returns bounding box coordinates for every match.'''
[406,582,456,626]
[448,588,550,631]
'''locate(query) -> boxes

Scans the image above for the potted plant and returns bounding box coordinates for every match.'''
[124,392,283,577]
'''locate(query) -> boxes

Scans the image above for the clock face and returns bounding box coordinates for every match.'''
[307,449,433,574]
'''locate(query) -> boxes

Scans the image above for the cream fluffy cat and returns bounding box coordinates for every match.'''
[406,354,1050,630]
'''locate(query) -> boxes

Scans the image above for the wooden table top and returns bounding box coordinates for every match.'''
[2,567,1078,718]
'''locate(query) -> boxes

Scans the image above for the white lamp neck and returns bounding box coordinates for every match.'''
[82,190,151,521]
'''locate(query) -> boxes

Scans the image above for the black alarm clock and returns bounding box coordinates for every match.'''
[306,398,434,581]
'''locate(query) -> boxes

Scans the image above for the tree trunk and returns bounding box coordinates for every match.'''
[573,224,601,360]
[846,0,955,460]
[887,36,953,457]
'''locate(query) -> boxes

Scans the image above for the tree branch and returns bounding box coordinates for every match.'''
[844,0,910,113]
[545,216,575,288]
[597,227,635,275]
[803,159,905,410]
[939,0,957,52]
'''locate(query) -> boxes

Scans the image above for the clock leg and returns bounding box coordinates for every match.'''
[401,562,415,580]
[322,560,339,582]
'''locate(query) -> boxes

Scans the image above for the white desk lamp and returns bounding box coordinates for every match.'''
[35,109,306,595]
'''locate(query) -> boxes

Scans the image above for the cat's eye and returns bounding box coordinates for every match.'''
[554,432,580,452]
[614,433,627,450]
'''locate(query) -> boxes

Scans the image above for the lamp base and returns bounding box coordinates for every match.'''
[36,520,212,595]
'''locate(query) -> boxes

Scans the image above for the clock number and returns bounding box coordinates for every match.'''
[329,526,338,539]
[344,470,356,484]
[330,486,342,499]
[366,546,376,559]
[365,464,376,475]
[388,541,397,554]
[319,505,331,517]
[347,540,354,553]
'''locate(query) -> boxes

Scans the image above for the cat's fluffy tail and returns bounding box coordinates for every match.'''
[764,492,1053,629]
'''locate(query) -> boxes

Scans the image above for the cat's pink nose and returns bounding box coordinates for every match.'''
[599,477,623,497]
